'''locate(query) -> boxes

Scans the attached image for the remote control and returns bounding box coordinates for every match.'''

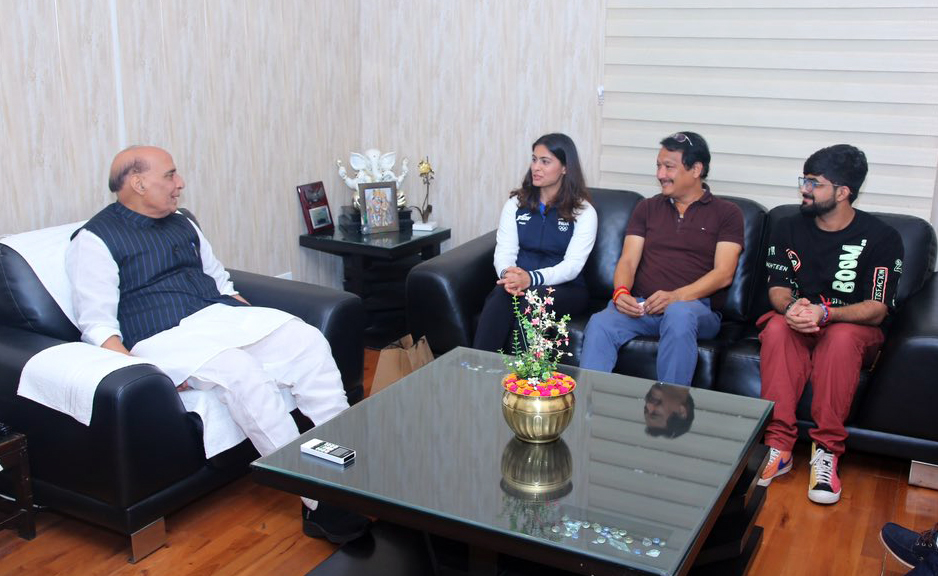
[301,438,355,465]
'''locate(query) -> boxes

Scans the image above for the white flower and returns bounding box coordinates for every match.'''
[501,290,573,380]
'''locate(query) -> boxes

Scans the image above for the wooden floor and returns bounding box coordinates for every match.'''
[1,348,933,576]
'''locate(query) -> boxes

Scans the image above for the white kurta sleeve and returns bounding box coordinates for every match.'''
[529,202,598,286]
[65,229,123,347]
[493,198,521,277]
[188,220,237,296]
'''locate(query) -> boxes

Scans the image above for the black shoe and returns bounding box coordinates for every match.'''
[880,522,938,569]
[302,502,370,544]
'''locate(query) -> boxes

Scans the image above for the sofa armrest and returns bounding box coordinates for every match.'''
[228,269,365,401]
[0,326,205,507]
[857,272,938,440]
[405,231,497,355]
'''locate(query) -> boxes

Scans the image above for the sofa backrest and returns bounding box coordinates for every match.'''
[750,205,938,316]
[0,243,81,341]
[874,212,938,304]
[720,196,769,323]
[582,188,644,302]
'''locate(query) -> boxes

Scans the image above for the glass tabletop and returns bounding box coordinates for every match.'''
[254,347,772,576]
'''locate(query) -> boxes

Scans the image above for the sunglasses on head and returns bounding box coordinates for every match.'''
[669,132,694,147]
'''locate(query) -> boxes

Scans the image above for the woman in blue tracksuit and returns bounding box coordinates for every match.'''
[473,133,598,352]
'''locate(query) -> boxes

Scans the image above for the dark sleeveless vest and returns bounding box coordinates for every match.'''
[76,202,244,349]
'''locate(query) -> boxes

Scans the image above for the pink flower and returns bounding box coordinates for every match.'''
[524,306,532,315]
[544,297,554,305]
[547,287,555,294]
[531,318,540,326]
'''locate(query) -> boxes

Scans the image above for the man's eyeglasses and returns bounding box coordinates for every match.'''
[669,132,694,147]
[798,176,839,193]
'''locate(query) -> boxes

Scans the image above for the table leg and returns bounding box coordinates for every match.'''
[0,439,35,540]
[421,244,441,260]
[14,447,35,540]
[342,254,368,295]
[421,531,444,576]
[467,545,498,576]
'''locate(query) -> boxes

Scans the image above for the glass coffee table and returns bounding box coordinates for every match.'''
[252,347,772,576]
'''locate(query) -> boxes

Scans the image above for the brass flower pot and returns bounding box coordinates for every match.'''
[501,374,576,444]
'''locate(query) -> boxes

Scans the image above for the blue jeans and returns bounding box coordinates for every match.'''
[579,298,721,386]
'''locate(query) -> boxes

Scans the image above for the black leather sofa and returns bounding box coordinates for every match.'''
[0,219,365,561]
[406,187,938,464]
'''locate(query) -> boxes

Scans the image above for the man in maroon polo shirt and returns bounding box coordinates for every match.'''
[580,132,744,385]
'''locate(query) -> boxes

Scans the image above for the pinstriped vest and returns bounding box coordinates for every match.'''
[77,202,244,349]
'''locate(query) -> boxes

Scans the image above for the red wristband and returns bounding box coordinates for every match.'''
[612,286,631,302]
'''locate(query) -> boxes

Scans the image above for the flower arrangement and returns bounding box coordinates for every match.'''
[502,373,575,397]
[501,287,575,396]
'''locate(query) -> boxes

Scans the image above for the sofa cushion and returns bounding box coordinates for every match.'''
[720,197,768,323]
[873,212,937,304]
[717,336,870,424]
[613,336,721,389]
[582,188,643,304]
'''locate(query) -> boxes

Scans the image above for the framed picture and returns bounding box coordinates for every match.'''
[359,182,399,234]
[297,182,334,235]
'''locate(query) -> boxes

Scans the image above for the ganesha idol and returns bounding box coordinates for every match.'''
[336,148,408,211]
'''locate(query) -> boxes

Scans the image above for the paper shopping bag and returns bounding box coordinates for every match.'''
[370,334,434,396]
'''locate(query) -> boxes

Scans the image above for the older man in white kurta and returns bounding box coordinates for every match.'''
[65,145,367,543]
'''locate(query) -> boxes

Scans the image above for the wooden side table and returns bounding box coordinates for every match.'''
[0,432,36,540]
[300,227,451,347]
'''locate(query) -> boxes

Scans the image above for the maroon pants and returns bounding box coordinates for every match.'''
[758,311,884,456]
